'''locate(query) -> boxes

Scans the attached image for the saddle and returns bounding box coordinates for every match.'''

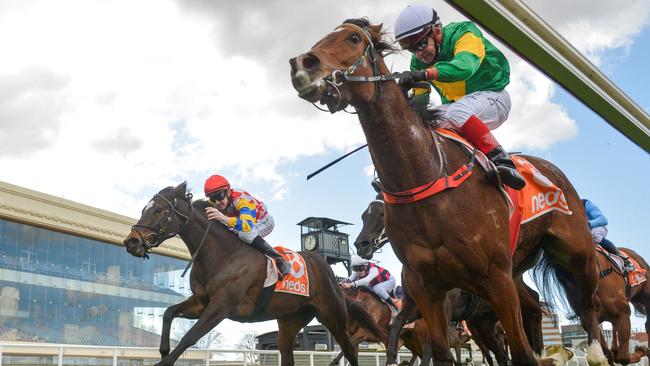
[596,245,646,296]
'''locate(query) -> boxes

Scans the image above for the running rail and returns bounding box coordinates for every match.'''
[446,0,650,152]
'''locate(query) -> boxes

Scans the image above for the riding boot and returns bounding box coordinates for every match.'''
[384,297,399,316]
[460,115,526,190]
[251,236,291,280]
[601,238,635,272]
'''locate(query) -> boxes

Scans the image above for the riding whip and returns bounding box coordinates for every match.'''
[181,221,212,277]
[307,144,368,180]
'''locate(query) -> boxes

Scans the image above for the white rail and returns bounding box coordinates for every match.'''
[0,342,648,366]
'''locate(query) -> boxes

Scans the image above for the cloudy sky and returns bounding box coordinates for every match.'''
[1,0,649,348]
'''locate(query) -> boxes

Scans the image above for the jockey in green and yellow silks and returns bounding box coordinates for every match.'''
[395,4,525,191]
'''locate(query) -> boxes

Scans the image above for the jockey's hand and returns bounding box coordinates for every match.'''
[205,207,229,223]
[341,282,354,289]
[398,70,428,89]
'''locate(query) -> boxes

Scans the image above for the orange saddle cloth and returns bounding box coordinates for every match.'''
[273,246,310,297]
[433,128,573,255]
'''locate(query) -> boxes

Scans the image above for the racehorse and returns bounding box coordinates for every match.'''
[123,183,373,366]
[330,287,390,366]
[290,18,598,365]
[536,246,650,365]
[356,197,544,366]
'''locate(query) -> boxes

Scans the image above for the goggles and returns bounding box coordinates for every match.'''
[400,29,432,53]
[352,265,367,272]
[208,190,228,202]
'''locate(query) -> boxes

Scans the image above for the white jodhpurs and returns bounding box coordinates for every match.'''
[238,214,275,244]
[370,277,397,301]
[590,226,607,244]
[432,89,512,131]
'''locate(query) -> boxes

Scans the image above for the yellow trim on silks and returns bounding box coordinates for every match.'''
[454,33,486,62]
[412,86,430,96]
[433,80,467,102]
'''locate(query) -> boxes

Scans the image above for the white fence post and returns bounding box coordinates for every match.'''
[112,348,117,366]
[310,352,314,366]
[58,346,63,366]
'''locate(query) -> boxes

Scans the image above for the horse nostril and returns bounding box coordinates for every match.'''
[300,53,321,72]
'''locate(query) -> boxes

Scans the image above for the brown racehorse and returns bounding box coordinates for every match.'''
[290,18,597,366]
[332,287,425,366]
[123,183,375,366]
[356,197,544,366]
[538,247,650,365]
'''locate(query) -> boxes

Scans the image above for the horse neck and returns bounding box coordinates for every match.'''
[178,212,243,258]
[356,78,442,192]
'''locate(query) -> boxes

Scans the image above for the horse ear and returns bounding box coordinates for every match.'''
[369,23,383,37]
[174,181,188,196]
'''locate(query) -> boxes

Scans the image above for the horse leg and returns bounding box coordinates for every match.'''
[317,305,358,366]
[613,310,635,365]
[481,273,540,366]
[155,301,227,366]
[410,288,454,365]
[159,295,205,358]
[388,293,420,365]
[467,317,508,366]
[517,280,544,356]
[330,328,367,366]
[278,309,316,366]
[420,341,432,365]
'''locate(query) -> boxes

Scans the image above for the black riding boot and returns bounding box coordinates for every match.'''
[601,238,635,272]
[486,146,526,190]
[251,236,291,280]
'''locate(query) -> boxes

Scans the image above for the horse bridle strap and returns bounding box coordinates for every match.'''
[131,193,193,251]
[382,163,473,204]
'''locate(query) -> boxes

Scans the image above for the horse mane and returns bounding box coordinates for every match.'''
[342,18,400,56]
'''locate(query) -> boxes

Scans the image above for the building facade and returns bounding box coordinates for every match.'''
[0,181,216,347]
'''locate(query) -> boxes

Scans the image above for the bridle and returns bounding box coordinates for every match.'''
[367,199,389,253]
[315,22,405,113]
[131,192,194,257]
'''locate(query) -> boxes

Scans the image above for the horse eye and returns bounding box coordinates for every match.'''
[350,34,361,44]
[154,207,163,214]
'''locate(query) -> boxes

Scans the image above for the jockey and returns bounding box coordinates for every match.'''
[582,199,635,272]
[204,174,291,279]
[394,4,525,191]
[341,257,398,313]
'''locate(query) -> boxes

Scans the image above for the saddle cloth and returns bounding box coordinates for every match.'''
[263,246,310,297]
[596,246,647,287]
[434,129,572,254]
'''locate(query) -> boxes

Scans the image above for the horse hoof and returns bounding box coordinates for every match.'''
[545,345,574,365]
[635,345,650,355]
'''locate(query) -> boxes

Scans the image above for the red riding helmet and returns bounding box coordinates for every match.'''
[204,175,231,196]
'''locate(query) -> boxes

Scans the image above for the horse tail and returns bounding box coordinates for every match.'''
[346,298,388,344]
[531,254,579,320]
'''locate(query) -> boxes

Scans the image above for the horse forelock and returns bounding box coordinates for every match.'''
[340,18,398,56]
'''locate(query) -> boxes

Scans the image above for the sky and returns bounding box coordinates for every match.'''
[0,0,648,348]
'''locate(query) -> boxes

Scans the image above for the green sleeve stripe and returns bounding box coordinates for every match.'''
[435,52,481,82]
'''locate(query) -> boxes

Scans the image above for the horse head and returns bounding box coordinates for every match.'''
[290,18,398,113]
[123,182,193,259]
[354,198,388,259]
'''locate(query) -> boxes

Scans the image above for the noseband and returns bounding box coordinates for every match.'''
[316,23,404,113]
[131,193,194,256]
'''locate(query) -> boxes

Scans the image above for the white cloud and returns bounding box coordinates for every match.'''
[0,0,647,216]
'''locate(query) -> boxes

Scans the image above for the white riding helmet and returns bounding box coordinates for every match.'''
[351,256,368,269]
[394,5,440,48]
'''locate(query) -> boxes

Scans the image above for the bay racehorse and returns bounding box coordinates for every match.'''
[290,18,600,365]
[356,197,529,366]
[536,246,650,365]
[123,183,372,366]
